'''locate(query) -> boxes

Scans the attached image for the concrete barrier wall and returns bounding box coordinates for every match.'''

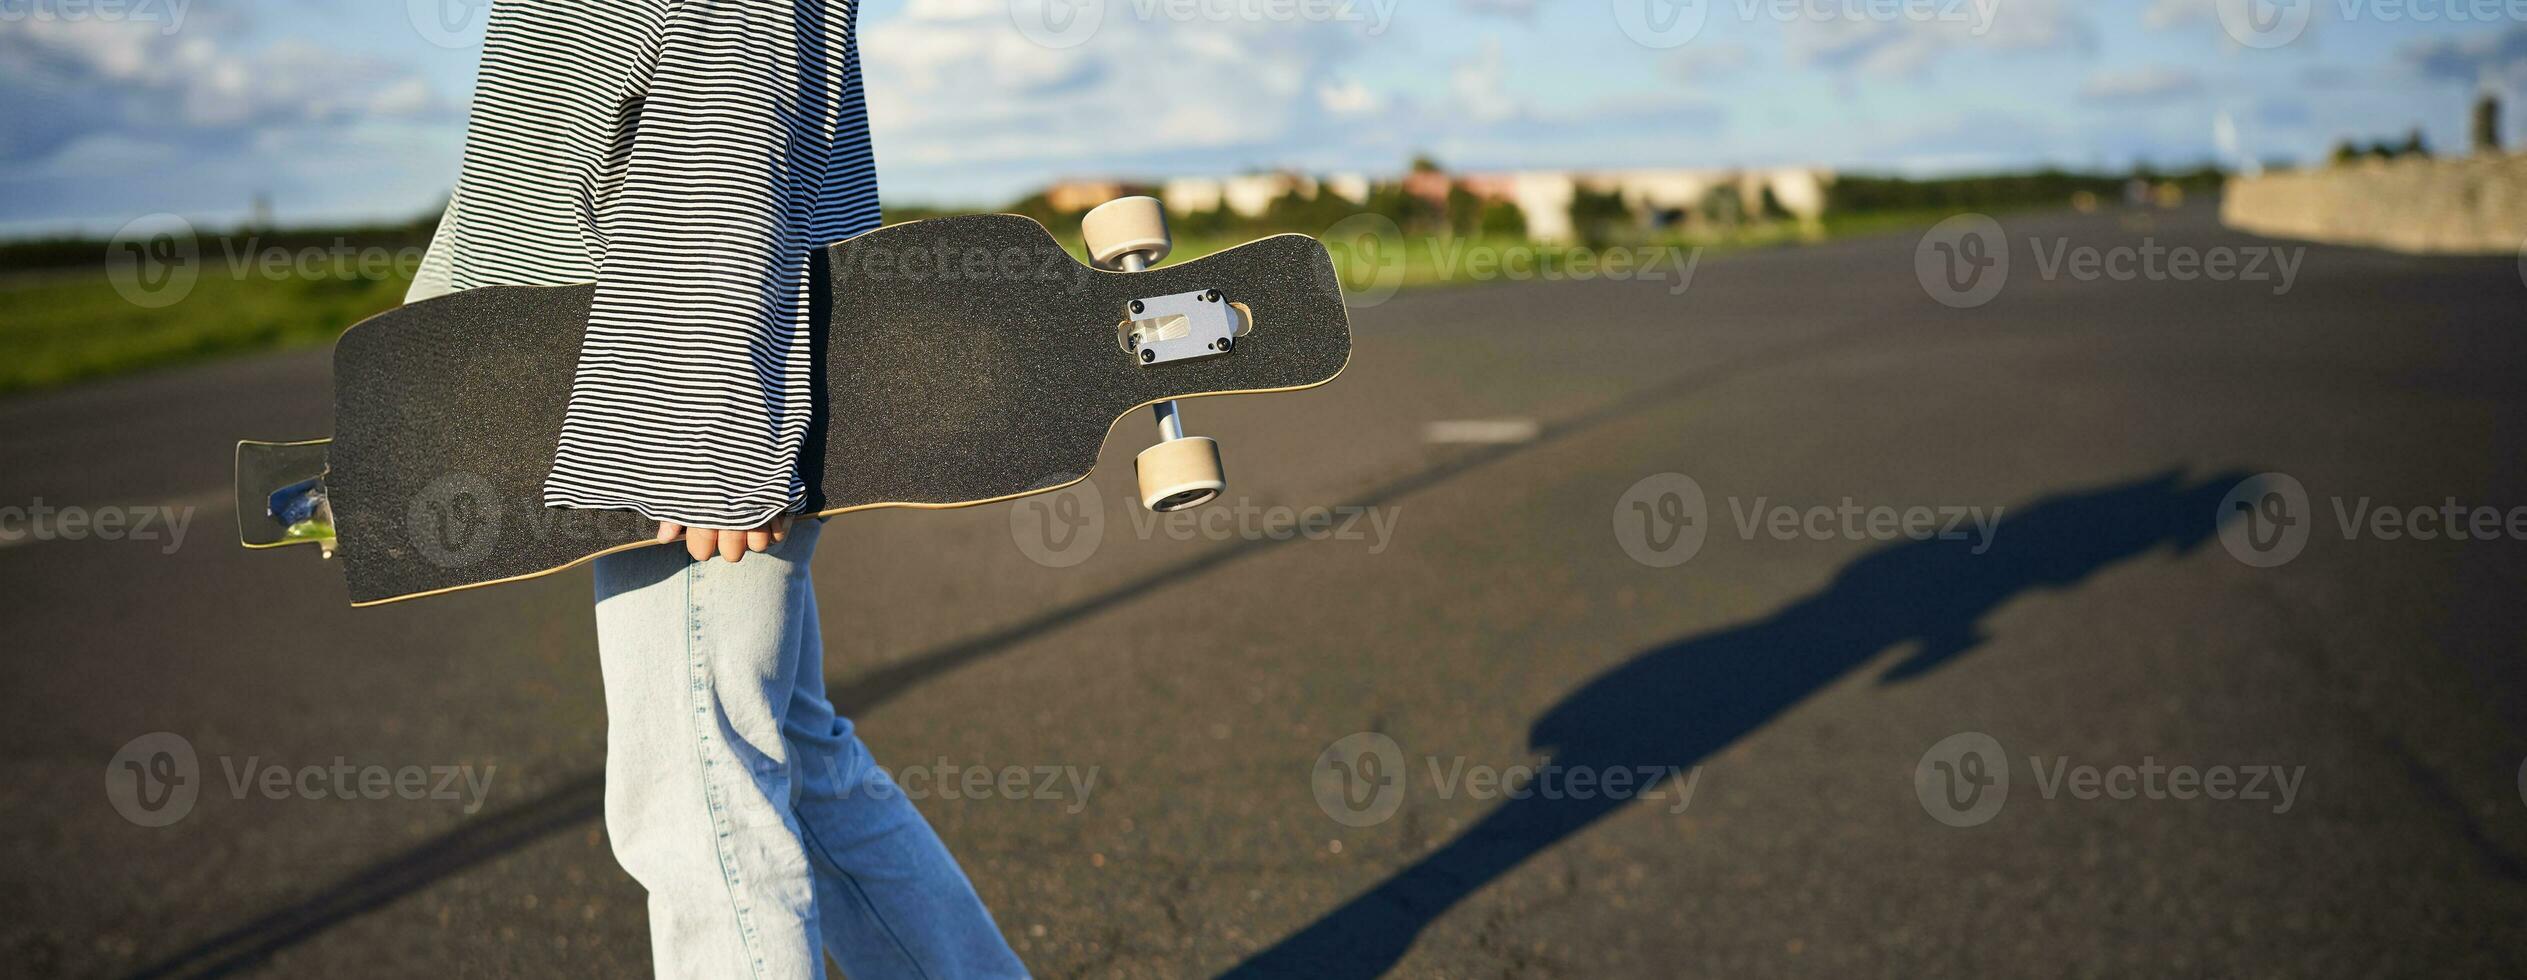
[2221,153,2527,255]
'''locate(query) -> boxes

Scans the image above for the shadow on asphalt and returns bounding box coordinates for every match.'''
[125,322,1889,978]
[1222,469,2251,979]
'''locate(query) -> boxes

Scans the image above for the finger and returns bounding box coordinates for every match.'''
[687,527,715,562]
[656,521,683,544]
[719,529,746,563]
[747,529,771,553]
[771,515,791,542]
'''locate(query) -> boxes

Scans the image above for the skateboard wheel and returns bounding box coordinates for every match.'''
[1083,196,1172,271]
[1135,436,1224,513]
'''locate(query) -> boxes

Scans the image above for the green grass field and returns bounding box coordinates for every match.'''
[0,209,1962,399]
[0,268,412,396]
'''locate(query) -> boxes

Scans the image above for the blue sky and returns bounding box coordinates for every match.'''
[2,0,2523,235]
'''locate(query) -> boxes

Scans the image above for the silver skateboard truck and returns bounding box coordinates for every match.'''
[1082,196,1229,513]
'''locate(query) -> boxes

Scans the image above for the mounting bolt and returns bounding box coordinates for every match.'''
[1141,348,1156,364]
[1202,289,1221,303]
[1129,300,1145,315]
[1218,336,1234,353]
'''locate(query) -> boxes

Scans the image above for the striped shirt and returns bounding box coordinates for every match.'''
[409,0,877,529]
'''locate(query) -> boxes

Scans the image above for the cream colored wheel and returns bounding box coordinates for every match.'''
[1135,436,1224,512]
[1083,196,1172,271]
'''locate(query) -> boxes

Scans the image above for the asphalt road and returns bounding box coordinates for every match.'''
[6,205,2527,978]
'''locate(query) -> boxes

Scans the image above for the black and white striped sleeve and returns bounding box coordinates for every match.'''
[540,0,877,529]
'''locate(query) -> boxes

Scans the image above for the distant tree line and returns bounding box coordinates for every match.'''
[0,214,440,274]
[1826,166,2226,215]
[2330,128,2430,165]
[8,161,2255,275]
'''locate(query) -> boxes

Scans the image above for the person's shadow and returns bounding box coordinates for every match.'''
[1225,469,2250,978]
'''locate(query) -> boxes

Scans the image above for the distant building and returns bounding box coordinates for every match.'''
[1044,179,1144,213]
[1161,177,1225,215]
[1755,168,1832,223]
[1156,172,1321,217]
[1221,172,1317,217]
[1323,173,1371,205]
[1043,164,1834,241]
[1402,169,1454,212]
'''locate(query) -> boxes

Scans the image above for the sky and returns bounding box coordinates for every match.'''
[3,0,2524,235]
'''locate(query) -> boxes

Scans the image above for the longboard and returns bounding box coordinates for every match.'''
[238,213,1352,605]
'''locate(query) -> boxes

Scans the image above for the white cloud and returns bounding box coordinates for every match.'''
[1451,38,1515,122]
[1666,43,1751,82]
[1317,78,1383,115]
[2079,66,2205,104]
[0,17,447,165]
[2401,25,2527,90]
[862,2,1369,176]
[2140,0,2209,30]
[1459,0,1547,18]
[1787,0,2093,78]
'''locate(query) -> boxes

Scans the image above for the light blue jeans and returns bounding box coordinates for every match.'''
[593,519,1027,979]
